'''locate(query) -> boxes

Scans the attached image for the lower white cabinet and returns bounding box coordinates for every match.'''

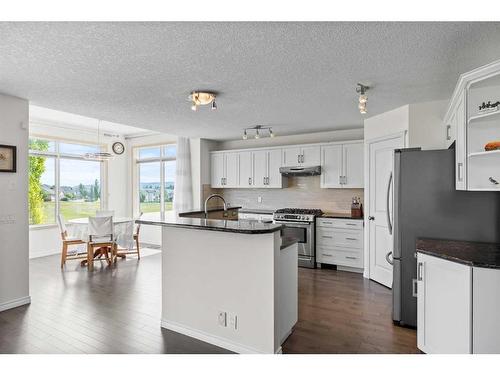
[316,218,363,270]
[417,252,500,354]
[416,253,472,354]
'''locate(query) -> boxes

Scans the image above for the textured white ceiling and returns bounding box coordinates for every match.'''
[1,22,500,140]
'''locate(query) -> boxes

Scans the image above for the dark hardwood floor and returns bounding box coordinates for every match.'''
[0,253,417,354]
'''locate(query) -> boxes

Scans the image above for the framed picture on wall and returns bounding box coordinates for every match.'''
[0,144,17,173]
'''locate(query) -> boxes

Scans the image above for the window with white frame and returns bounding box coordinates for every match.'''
[29,137,105,225]
[136,144,176,215]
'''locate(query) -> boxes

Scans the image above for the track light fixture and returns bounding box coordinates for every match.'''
[356,83,370,115]
[188,91,217,111]
[242,125,275,140]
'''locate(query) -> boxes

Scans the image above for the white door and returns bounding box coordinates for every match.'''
[343,142,364,188]
[210,153,225,188]
[239,151,254,187]
[368,134,404,287]
[282,147,302,167]
[267,149,283,188]
[321,144,343,188]
[417,253,472,354]
[225,153,239,188]
[301,145,321,166]
[253,150,268,188]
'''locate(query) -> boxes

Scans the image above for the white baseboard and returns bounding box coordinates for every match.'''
[338,265,364,274]
[0,296,31,312]
[161,319,275,354]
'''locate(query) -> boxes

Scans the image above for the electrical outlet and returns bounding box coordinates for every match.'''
[229,313,238,330]
[257,196,262,203]
[218,311,227,327]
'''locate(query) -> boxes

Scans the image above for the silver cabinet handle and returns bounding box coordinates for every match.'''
[297,155,300,164]
[417,262,423,281]
[457,162,463,182]
[302,154,305,163]
[446,124,451,141]
[385,251,393,265]
[221,177,224,185]
[346,256,357,260]
[266,177,270,185]
[489,177,499,185]
[386,172,393,235]
[248,177,252,185]
[321,235,333,239]
[412,279,418,297]
[345,223,357,226]
[321,253,333,257]
[345,237,357,241]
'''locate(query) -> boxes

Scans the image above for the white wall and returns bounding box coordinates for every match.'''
[0,94,30,312]
[363,105,410,142]
[29,121,131,258]
[217,128,363,150]
[408,100,448,150]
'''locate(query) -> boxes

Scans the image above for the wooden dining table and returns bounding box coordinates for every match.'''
[68,217,136,265]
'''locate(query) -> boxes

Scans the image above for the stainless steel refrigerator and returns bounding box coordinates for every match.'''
[392,148,500,328]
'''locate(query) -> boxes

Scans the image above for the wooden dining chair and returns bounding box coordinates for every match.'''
[86,216,116,271]
[114,220,137,261]
[133,212,144,259]
[57,214,87,268]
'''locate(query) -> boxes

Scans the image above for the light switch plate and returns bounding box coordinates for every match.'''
[257,196,262,203]
[218,311,227,327]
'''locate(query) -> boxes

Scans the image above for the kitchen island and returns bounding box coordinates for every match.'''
[137,213,298,354]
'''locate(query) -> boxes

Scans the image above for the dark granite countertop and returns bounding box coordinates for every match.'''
[178,205,241,217]
[239,208,275,215]
[137,213,283,234]
[320,212,364,220]
[416,238,500,269]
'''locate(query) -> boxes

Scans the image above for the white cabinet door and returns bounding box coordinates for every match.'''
[253,150,268,188]
[455,90,466,190]
[472,267,500,353]
[417,253,472,354]
[343,142,364,188]
[239,151,254,188]
[282,147,302,167]
[444,111,456,149]
[225,152,239,188]
[267,149,283,188]
[321,144,343,188]
[210,153,225,188]
[301,145,321,166]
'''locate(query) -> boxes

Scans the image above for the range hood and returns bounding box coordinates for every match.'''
[279,166,321,177]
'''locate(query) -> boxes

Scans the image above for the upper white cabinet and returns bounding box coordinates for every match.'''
[210,141,363,189]
[282,145,320,167]
[444,60,500,191]
[321,141,364,188]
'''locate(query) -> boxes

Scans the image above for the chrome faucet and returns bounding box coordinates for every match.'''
[204,194,227,218]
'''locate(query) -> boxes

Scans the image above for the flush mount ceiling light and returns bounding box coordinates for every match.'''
[188,91,217,111]
[356,83,370,115]
[242,125,275,140]
[84,119,113,161]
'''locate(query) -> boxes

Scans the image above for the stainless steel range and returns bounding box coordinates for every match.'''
[273,208,323,268]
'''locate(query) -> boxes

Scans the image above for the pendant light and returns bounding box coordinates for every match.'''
[84,119,113,161]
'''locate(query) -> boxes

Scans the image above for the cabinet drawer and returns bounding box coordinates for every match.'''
[317,218,363,230]
[317,246,363,268]
[317,228,363,249]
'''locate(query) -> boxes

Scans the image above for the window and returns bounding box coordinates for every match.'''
[29,137,104,225]
[136,144,176,214]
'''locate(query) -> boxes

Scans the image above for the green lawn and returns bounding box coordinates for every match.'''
[140,201,173,213]
[33,200,174,225]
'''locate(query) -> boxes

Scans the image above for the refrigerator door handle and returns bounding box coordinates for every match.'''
[386,171,393,235]
[412,279,418,297]
[385,251,394,265]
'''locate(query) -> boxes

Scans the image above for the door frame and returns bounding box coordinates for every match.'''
[363,131,407,280]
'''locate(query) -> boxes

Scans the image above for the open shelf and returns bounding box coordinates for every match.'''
[468,149,500,158]
[468,109,500,124]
